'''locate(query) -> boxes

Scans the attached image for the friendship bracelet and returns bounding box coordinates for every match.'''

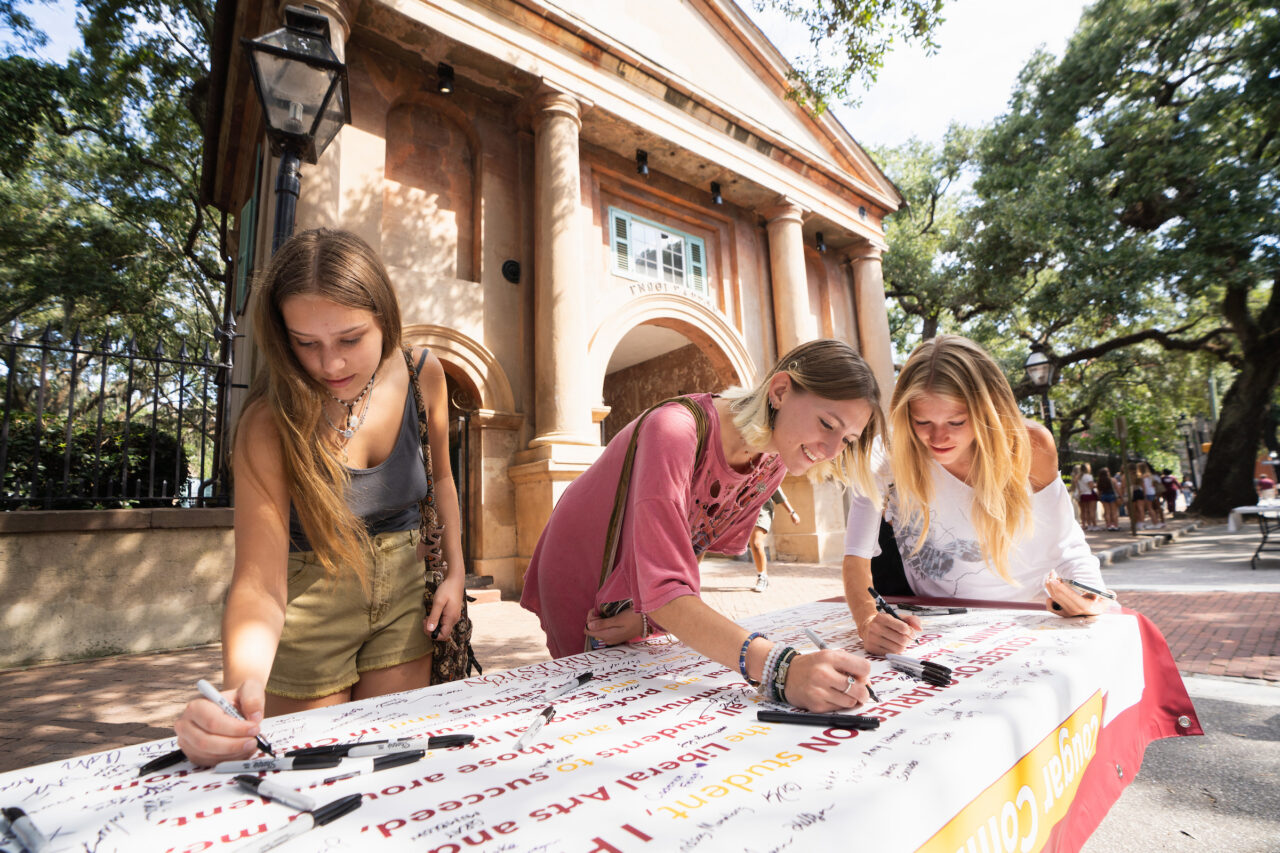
[738,632,766,686]
[639,612,650,638]
[773,647,799,705]
[759,642,785,700]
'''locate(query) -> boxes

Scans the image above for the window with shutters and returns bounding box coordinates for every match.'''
[608,207,708,296]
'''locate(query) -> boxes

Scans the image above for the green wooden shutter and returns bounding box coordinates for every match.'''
[688,237,706,294]
[610,209,631,274]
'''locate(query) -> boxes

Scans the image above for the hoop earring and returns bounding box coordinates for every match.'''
[766,398,778,429]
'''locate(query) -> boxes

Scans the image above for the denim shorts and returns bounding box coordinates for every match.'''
[266,528,430,700]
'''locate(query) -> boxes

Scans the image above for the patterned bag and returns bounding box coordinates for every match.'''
[403,348,481,682]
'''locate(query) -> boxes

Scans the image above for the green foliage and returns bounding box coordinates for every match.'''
[0,0,224,348]
[2,411,190,508]
[754,0,948,112]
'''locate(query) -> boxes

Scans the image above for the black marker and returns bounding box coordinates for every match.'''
[546,672,594,700]
[868,587,904,622]
[1,807,49,853]
[214,755,343,774]
[286,734,473,757]
[196,679,275,756]
[886,653,952,686]
[137,747,187,776]
[757,710,880,730]
[321,750,425,784]
[234,775,316,812]
[239,793,362,853]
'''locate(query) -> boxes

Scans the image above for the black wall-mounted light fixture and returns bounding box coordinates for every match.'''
[710,181,722,205]
[436,62,454,94]
[242,4,350,253]
[635,149,648,176]
[501,259,521,284]
[815,232,827,253]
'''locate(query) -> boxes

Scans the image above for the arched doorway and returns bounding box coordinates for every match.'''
[600,322,740,444]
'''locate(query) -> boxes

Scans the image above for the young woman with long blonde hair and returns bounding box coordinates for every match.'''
[174,229,466,764]
[522,339,886,711]
[842,335,1111,655]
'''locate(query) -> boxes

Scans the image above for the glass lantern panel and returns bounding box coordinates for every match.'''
[250,40,339,137]
[312,77,347,158]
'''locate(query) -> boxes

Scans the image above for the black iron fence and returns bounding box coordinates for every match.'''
[0,327,231,510]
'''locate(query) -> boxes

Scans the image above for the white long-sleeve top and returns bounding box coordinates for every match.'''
[844,457,1103,602]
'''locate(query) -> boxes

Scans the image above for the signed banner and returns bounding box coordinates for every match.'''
[0,603,1199,852]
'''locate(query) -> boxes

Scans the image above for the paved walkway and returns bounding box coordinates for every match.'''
[1,515,1276,775]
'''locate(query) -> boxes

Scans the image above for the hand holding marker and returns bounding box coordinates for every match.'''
[803,628,878,703]
[196,679,275,756]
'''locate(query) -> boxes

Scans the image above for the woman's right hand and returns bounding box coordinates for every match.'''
[781,649,873,712]
[857,611,922,656]
[173,680,266,767]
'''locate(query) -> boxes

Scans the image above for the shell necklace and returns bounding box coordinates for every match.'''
[324,370,377,440]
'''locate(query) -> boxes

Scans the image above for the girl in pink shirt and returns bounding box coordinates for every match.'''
[521,340,885,712]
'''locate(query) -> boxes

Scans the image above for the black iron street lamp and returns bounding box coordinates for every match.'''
[1177,413,1199,490]
[242,6,350,253]
[1023,344,1055,435]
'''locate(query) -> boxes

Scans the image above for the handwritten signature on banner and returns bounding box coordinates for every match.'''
[0,604,1140,852]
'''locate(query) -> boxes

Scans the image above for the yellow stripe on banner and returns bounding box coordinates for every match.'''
[918,690,1105,853]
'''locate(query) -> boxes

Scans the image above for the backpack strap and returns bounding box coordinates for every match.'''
[597,396,710,591]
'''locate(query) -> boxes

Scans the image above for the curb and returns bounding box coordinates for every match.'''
[1094,520,1204,565]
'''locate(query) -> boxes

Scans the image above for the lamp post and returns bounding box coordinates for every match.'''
[242,6,350,254]
[1177,414,1198,490]
[1023,344,1055,435]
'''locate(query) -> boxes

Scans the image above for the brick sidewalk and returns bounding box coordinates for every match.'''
[1,517,1273,774]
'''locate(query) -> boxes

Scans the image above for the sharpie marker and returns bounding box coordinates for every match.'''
[234,775,316,812]
[322,750,425,784]
[513,706,554,751]
[214,755,342,774]
[546,671,594,700]
[239,793,362,853]
[803,628,879,703]
[137,747,188,776]
[757,710,881,730]
[867,587,904,622]
[196,679,275,756]
[1,807,49,853]
[286,734,474,758]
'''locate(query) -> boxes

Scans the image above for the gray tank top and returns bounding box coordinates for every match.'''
[288,364,431,552]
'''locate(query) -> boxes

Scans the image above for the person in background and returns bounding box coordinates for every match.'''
[174,229,467,765]
[522,339,885,711]
[1096,466,1120,531]
[1140,461,1165,527]
[1160,469,1180,514]
[843,335,1111,656]
[1068,464,1083,524]
[1126,462,1152,529]
[1077,462,1099,530]
[747,488,800,592]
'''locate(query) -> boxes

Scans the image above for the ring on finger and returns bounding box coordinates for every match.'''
[843,675,856,695]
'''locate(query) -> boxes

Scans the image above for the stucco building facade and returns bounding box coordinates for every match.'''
[203,0,902,597]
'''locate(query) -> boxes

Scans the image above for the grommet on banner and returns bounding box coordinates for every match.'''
[1177,715,1192,728]
[1115,764,1125,780]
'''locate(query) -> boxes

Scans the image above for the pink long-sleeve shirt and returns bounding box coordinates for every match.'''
[520,394,786,658]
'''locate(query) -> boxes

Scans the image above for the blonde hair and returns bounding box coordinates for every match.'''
[721,339,884,500]
[890,335,1032,584]
[238,229,403,588]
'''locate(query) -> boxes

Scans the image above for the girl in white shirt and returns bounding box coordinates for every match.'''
[842,335,1113,655]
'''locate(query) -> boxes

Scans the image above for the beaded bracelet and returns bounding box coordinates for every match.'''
[738,632,765,686]
[773,647,799,705]
[640,612,650,638]
[759,642,785,701]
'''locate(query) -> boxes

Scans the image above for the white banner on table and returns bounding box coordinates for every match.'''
[0,603,1151,852]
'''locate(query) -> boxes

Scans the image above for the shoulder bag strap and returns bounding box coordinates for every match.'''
[403,347,447,577]
[597,396,710,591]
